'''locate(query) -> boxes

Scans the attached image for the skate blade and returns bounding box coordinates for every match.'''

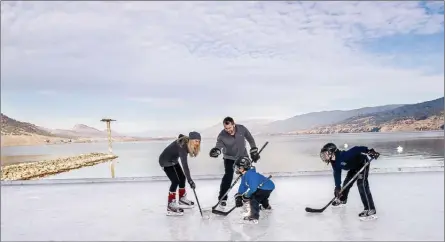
[239,219,259,225]
[178,203,195,209]
[201,214,211,220]
[260,208,273,213]
[359,215,378,221]
[331,204,346,208]
[260,207,272,211]
[166,211,184,216]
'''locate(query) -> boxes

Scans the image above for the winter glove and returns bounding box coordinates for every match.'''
[334,187,341,198]
[250,147,260,162]
[188,180,196,189]
[234,193,243,207]
[209,147,221,158]
[368,148,380,160]
[235,198,243,208]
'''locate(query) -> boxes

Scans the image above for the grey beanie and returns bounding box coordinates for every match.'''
[189,131,201,141]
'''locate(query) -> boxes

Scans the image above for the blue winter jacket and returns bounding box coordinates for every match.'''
[332,146,371,189]
[237,167,275,198]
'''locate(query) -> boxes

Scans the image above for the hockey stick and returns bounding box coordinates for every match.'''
[305,157,374,213]
[212,175,273,216]
[252,141,269,163]
[192,188,204,218]
[211,141,269,210]
[211,174,243,210]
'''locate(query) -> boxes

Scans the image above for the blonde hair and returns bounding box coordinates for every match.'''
[177,135,200,157]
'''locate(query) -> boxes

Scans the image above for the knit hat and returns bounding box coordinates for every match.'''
[189,131,201,141]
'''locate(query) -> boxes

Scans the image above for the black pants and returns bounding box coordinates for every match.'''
[218,158,235,201]
[339,162,376,210]
[249,189,272,219]
[163,163,186,193]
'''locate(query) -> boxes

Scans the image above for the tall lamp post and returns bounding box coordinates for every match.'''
[101,118,116,178]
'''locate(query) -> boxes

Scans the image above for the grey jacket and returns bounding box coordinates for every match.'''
[214,124,257,161]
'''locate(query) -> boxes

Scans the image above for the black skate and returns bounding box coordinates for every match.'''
[178,195,195,209]
[359,209,378,221]
[331,199,347,207]
[166,200,184,216]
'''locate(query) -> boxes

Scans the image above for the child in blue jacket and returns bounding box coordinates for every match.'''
[233,156,275,222]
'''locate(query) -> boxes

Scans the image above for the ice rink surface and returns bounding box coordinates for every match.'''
[1,171,444,241]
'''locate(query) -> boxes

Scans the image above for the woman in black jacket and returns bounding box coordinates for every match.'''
[158,131,201,216]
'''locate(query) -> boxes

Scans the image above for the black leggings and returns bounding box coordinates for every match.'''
[163,163,186,192]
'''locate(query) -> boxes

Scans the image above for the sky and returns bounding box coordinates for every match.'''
[1,1,444,135]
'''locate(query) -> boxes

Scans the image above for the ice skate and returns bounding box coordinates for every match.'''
[241,201,251,217]
[215,200,227,211]
[178,188,195,209]
[166,199,184,216]
[331,198,346,208]
[240,215,259,224]
[260,204,272,216]
[179,196,194,209]
[260,204,272,211]
[359,209,378,221]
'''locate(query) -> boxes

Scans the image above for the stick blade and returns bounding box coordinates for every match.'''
[211,209,229,216]
[305,207,324,213]
[211,206,236,216]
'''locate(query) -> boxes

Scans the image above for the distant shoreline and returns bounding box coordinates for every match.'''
[1,129,443,148]
[0,134,176,148]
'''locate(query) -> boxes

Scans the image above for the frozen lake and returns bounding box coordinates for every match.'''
[1,171,443,241]
[2,131,443,180]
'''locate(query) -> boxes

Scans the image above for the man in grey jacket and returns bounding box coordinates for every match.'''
[209,116,260,209]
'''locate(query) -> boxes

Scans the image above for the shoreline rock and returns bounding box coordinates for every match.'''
[1,152,118,181]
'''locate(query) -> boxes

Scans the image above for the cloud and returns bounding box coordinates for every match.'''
[127,97,185,108]
[36,90,58,96]
[1,1,443,131]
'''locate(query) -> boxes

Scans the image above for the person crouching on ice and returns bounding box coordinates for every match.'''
[233,156,275,223]
[319,143,380,219]
[158,132,201,216]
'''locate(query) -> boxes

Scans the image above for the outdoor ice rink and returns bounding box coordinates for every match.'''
[1,171,443,241]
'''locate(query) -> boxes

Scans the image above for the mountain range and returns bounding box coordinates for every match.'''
[1,114,56,137]
[294,97,444,134]
[199,96,444,136]
[1,96,443,141]
[46,124,124,138]
[198,119,274,138]
[1,114,127,139]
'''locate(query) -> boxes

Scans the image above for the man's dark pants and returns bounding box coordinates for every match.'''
[218,158,235,201]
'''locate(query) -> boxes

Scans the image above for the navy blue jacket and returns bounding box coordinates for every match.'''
[332,146,370,189]
[238,167,275,197]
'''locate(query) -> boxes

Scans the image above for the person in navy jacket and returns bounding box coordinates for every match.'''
[233,156,275,222]
[319,143,380,218]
